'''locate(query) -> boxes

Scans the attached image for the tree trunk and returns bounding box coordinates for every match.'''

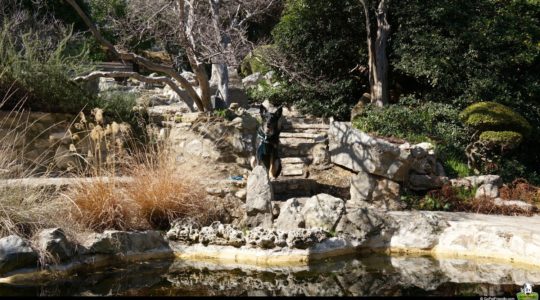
[73,71,196,111]
[359,0,390,107]
[208,0,230,106]
[178,0,213,111]
[66,0,205,111]
[210,64,230,106]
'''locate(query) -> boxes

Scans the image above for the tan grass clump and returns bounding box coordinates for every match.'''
[65,140,218,232]
[126,159,212,230]
[66,178,140,232]
[0,86,77,239]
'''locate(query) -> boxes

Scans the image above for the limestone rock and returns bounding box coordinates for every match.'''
[328,121,410,181]
[274,198,306,231]
[0,235,38,274]
[235,189,247,200]
[245,166,274,228]
[242,72,263,89]
[35,228,76,262]
[311,143,330,166]
[82,230,169,255]
[450,175,502,188]
[350,171,403,210]
[389,211,449,250]
[493,198,534,211]
[408,174,449,191]
[200,222,246,247]
[246,227,278,249]
[335,207,396,247]
[167,219,201,243]
[301,194,345,231]
[286,228,328,249]
[475,183,499,199]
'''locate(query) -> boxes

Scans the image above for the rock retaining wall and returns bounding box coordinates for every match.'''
[3,210,540,284]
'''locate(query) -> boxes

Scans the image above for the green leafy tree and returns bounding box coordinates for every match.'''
[390,0,540,114]
[258,0,366,119]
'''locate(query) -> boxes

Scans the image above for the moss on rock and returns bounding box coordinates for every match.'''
[240,45,275,77]
[459,101,532,136]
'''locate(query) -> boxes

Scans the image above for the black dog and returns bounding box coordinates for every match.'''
[251,105,283,178]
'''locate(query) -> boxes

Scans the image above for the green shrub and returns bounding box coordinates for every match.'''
[352,100,473,178]
[272,0,365,79]
[352,100,468,147]
[248,79,362,120]
[498,158,540,186]
[0,21,98,113]
[459,101,532,136]
[441,150,472,178]
[261,0,365,119]
[94,91,153,142]
[479,130,523,149]
[97,91,138,122]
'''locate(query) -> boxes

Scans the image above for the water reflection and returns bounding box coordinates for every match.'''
[1,253,539,296]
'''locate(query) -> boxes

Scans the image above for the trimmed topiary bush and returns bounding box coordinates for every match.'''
[459,101,532,136]
[479,131,523,149]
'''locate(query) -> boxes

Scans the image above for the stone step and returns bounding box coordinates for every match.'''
[272,178,318,200]
[280,132,327,140]
[281,165,305,177]
[283,117,329,124]
[279,137,327,148]
[282,122,330,130]
[281,145,317,157]
[280,158,307,177]
[281,157,310,164]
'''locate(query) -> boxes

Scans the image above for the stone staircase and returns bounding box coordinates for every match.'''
[279,116,330,177]
[272,116,331,200]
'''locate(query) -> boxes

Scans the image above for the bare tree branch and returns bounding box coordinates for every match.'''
[65,0,206,111]
[73,71,195,112]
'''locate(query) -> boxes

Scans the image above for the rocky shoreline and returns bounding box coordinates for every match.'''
[2,210,540,284]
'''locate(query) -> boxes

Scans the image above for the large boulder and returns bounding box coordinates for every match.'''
[82,231,169,255]
[350,171,404,210]
[389,211,449,250]
[245,166,274,228]
[35,228,76,262]
[329,121,445,190]
[0,235,38,274]
[335,207,396,247]
[273,197,307,231]
[301,194,345,231]
[329,121,409,181]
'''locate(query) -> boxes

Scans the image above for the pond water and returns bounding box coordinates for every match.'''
[1,253,539,297]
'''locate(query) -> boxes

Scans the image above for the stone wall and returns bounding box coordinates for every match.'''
[0,111,75,175]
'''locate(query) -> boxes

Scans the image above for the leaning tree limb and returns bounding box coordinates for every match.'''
[73,71,196,112]
[65,0,206,112]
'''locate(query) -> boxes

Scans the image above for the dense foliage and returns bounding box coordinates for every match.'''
[2,0,539,183]
[352,97,471,177]
[0,18,98,113]
[247,0,366,120]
